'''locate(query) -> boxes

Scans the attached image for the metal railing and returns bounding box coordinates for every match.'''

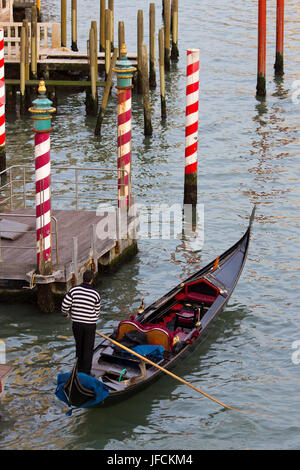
[0,164,129,211]
[0,164,129,264]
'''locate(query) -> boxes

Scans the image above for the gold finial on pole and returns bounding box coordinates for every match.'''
[38,79,46,94]
[120,42,127,55]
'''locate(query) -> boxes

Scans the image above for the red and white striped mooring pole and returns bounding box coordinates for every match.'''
[113,43,136,208]
[29,80,56,273]
[0,28,6,175]
[117,87,132,207]
[184,49,200,206]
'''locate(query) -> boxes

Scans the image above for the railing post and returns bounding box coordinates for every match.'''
[116,195,128,245]
[9,167,13,210]
[75,168,79,210]
[128,194,138,241]
[51,215,59,265]
[23,166,27,208]
[72,235,78,285]
[90,223,96,272]
[0,28,6,178]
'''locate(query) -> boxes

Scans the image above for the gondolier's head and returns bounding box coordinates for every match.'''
[83,270,94,284]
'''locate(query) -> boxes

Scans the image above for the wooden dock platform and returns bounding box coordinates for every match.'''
[0,207,138,295]
[0,165,139,307]
[1,21,137,72]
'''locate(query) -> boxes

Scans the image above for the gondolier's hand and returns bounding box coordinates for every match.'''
[62,310,71,320]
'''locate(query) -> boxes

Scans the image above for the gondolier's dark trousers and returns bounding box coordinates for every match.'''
[72,322,96,375]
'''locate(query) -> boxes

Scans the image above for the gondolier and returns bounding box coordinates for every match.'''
[62,270,101,375]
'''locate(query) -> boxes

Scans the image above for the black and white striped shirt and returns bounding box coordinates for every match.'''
[61,283,101,324]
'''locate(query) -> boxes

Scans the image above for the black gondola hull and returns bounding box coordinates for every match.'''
[88,209,255,408]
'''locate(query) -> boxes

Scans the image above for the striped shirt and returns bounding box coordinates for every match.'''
[61,283,101,324]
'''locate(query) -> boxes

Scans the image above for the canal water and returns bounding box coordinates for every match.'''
[1,0,300,450]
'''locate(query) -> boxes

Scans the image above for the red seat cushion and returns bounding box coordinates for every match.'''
[175,292,216,305]
[171,303,184,311]
[176,310,195,322]
[174,293,186,300]
[185,292,216,305]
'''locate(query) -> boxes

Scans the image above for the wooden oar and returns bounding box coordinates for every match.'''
[96,330,238,411]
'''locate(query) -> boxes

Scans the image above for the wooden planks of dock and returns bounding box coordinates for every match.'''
[0,207,138,293]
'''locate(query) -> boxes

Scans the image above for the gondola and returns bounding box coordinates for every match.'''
[55,207,255,412]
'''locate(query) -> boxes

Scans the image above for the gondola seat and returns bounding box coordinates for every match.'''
[174,279,220,306]
[173,329,189,342]
[117,320,174,352]
[174,309,198,329]
[174,292,216,305]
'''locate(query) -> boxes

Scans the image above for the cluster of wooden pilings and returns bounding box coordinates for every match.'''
[135,0,179,131]
[4,0,180,132]
[94,0,180,137]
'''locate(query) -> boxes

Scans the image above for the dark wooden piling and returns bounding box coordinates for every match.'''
[47,85,58,109]
[100,0,106,52]
[171,0,179,61]
[118,21,125,59]
[95,48,118,136]
[61,0,67,48]
[31,6,38,79]
[137,9,144,94]
[37,249,55,313]
[163,0,171,71]
[256,0,266,97]
[274,0,284,75]
[149,3,156,88]
[141,44,153,136]
[86,26,98,115]
[105,9,112,80]
[20,26,27,114]
[37,0,42,22]
[71,0,78,51]
[23,20,30,81]
[109,0,114,51]
[158,28,166,119]
[5,86,17,114]
[91,19,98,75]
